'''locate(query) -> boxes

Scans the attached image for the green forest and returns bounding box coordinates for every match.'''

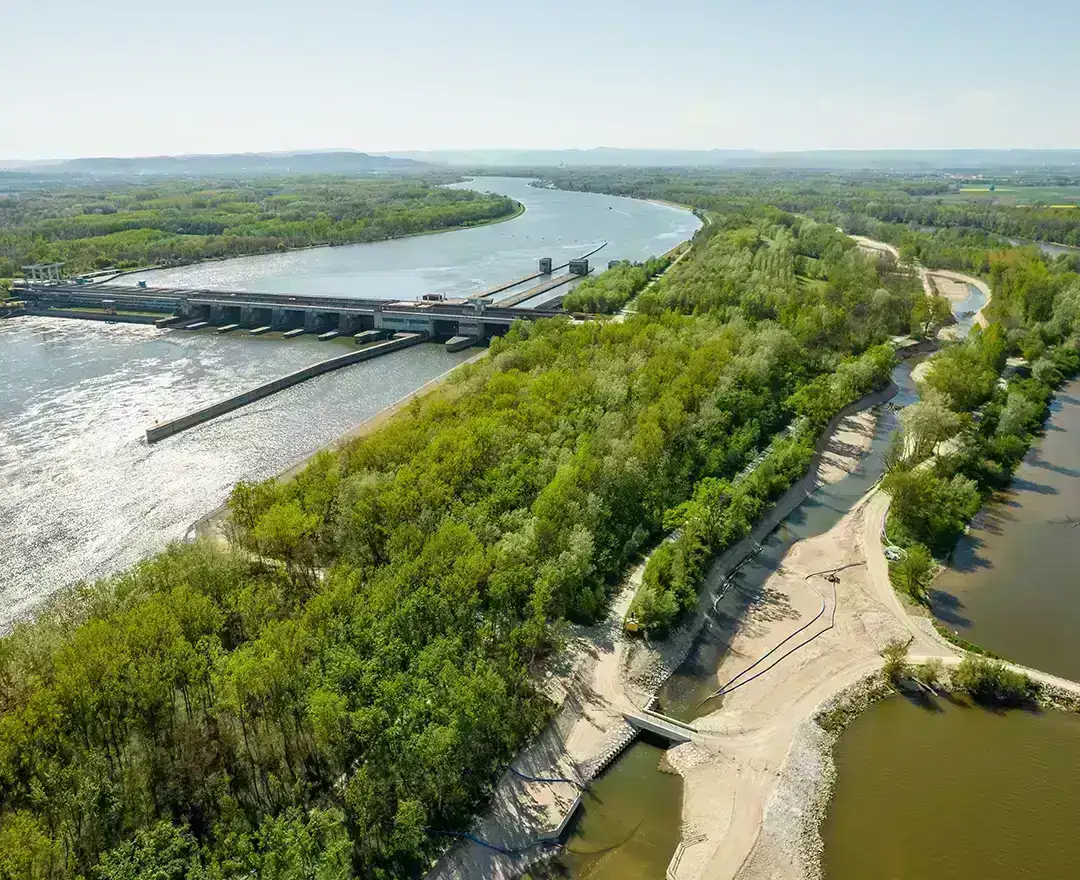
[883,247,1080,604]
[529,168,1080,251]
[2,169,1079,879]
[0,177,518,277]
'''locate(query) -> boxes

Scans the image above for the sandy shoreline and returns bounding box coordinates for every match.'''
[929,268,993,327]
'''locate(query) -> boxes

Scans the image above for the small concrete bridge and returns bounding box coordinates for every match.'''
[622,709,696,744]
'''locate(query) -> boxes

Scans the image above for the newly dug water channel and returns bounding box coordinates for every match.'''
[657,369,915,722]
[558,360,922,877]
[559,738,683,879]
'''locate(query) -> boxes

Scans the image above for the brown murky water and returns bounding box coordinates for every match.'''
[558,739,683,880]
[932,379,1080,680]
[823,695,1080,880]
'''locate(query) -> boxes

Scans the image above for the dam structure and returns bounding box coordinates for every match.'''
[17,280,564,340]
[12,248,604,341]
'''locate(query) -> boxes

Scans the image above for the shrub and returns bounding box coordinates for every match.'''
[951,656,1036,706]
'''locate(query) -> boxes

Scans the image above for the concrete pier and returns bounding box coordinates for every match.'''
[146,333,426,443]
[445,335,477,352]
[497,271,589,308]
[282,327,306,339]
[249,325,272,335]
[217,323,240,333]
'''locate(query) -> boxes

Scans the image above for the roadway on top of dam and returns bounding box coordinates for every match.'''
[21,282,568,323]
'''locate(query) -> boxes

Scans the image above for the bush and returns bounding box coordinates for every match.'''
[951,656,1036,706]
[891,543,935,602]
[882,469,981,553]
[881,639,911,684]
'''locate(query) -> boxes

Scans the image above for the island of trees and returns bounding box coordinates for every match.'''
[0,175,519,278]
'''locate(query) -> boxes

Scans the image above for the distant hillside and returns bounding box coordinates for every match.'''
[52,151,425,175]
[388,148,1080,171]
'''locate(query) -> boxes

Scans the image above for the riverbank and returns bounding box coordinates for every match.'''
[191,347,489,544]
[425,380,899,880]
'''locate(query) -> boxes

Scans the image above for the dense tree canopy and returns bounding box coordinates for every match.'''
[0,177,518,277]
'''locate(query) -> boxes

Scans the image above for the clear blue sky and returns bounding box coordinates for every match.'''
[3,0,1078,159]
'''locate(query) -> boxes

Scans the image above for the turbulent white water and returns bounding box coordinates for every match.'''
[0,319,474,624]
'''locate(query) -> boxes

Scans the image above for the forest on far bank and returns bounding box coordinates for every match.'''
[528,168,1080,255]
[0,175,518,277]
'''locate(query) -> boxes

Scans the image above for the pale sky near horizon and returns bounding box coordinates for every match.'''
[3,0,1078,160]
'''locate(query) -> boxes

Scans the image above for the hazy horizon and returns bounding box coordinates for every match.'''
[3,0,1079,160]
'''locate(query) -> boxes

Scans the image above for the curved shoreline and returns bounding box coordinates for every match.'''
[746,485,1080,880]
[113,199,526,285]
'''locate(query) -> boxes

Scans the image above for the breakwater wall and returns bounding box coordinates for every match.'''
[24,308,161,325]
[146,333,425,443]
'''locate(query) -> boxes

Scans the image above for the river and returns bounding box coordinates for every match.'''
[1007,237,1080,258]
[931,378,1080,680]
[825,354,1080,873]
[0,318,476,625]
[0,179,698,627]
[115,177,700,305]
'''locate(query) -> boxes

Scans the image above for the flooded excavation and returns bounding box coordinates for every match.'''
[558,739,684,880]
[822,696,1080,880]
[932,378,1080,680]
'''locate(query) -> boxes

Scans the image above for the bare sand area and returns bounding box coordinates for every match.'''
[674,492,949,880]
[816,409,876,484]
[926,271,970,304]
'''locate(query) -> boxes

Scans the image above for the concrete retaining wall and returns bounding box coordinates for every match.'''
[146,334,425,443]
[24,308,161,325]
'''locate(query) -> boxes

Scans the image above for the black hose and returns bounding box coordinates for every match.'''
[697,563,858,707]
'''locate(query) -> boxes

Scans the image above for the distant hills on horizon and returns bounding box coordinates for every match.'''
[3,148,1079,175]
[387,147,1080,170]
[0,151,424,175]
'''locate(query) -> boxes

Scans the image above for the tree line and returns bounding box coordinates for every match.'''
[561,254,675,313]
[0,176,518,277]
[884,248,1080,602]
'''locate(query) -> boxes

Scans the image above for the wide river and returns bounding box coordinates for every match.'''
[0,178,698,627]
[116,177,699,303]
[932,378,1080,680]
